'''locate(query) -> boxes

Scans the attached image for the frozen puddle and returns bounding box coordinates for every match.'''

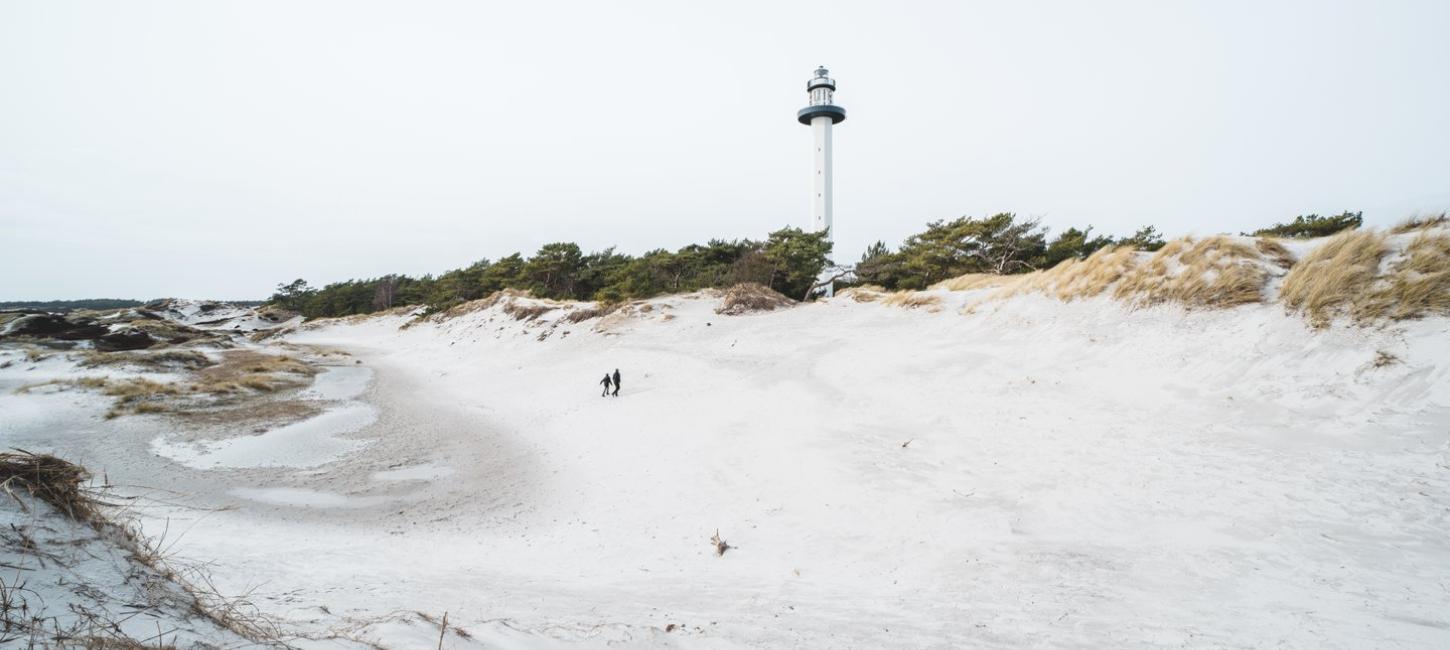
[230,486,388,508]
[372,462,455,482]
[298,365,373,401]
[153,403,376,469]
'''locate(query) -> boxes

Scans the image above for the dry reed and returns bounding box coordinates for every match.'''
[0,451,99,522]
[1254,238,1296,269]
[1113,236,1270,308]
[1391,213,1448,234]
[929,274,1013,292]
[1366,231,1450,321]
[715,283,795,315]
[991,245,1140,302]
[880,291,942,309]
[836,285,886,302]
[1280,229,1390,326]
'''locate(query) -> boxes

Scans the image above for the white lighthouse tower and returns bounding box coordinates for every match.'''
[797,66,846,295]
[798,67,846,237]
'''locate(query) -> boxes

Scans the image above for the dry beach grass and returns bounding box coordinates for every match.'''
[921,224,1449,326]
[715,283,795,315]
[0,451,286,647]
[16,350,320,418]
[879,291,942,309]
[1279,229,1390,326]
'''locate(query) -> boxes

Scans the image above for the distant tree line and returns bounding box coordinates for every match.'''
[270,211,1359,318]
[271,227,833,318]
[1246,211,1362,239]
[855,214,1168,290]
[0,299,144,312]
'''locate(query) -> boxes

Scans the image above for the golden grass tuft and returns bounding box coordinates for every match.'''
[79,349,214,371]
[100,378,182,418]
[565,303,620,323]
[1366,231,1450,321]
[715,283,795,315]
[193,351,315,396]
[503,302,555,321]
[102,378,180,401]
[22,351,326,417]
[990,246,1141,302]
[1255,238,1296,269]
[240,355,316,376]
[0,450,98,521]
[880,291,942,309]
[1391,213,1448,234]
[1280,229,1390,326]
[937,224,1440,326]
[427,289,533,322]
[836,285,887,302]
[929,274,1013,292]
[1112,236,1270,308]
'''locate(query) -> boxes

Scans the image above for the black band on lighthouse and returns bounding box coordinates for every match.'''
[797,105,847,125]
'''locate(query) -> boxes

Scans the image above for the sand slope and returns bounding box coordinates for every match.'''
[3,287,1449,647]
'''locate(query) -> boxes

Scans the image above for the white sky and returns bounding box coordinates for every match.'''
[3,0,1448,300]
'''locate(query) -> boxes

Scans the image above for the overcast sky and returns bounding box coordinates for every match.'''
[3,1,1448,300]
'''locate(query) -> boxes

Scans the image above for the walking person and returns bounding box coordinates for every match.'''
[599,373,613,397]
[612,368,621,397]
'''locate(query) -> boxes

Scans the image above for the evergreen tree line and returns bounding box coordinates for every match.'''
[269,211,1361,318]
[271,227,833,318]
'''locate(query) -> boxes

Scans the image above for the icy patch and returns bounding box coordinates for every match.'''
[299,365,373,401]
[230,486,387,508]
[372,462,455,482]
[152,403,376,469]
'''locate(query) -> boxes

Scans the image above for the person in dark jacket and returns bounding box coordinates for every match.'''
[599,373,613,397]
[612,368,621,396]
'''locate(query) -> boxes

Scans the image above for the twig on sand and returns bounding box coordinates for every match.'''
[711,529,730,557]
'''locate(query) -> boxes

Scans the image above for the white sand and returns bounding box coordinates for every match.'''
[3,286,1448,648]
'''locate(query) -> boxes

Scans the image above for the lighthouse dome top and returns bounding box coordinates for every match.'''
[807,66,836,91]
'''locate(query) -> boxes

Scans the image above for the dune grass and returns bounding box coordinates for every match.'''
[1370,230,1450,321]
[1391,213,1448,234]
[989,246,1141,302]
[503,302,556,321]
[1279,229,1390,327]
[929,274,1013,292]
[963,237,1271,310]
[78,349,214,371]
[926,223,1449,327]
[0,451,286,645]
[16,350,321,418]
[1254,238,1296,269]
[0,450,99,521]
[715,283,795,315]
[880,291,943,309]
[1115,236,1270,309]
[836,285,887,302]
[565,303,621,323]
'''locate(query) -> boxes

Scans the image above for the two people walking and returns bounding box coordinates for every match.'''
[599,368,622,397]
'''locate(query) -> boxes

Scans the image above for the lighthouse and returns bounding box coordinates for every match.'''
[797,66,846,240]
